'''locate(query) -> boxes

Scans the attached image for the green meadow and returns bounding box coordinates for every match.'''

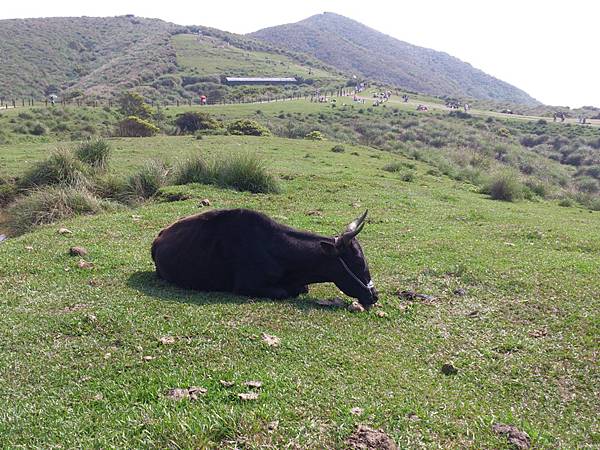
[1,124,598,447]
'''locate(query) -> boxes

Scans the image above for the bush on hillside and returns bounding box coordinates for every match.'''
[227,119,271,136]
[175,111,221,134]
[485,171,524,201]
[305,130,325,140]
[7,186,117,235]
[331,144,345,153]
[118,92,153,119]
[117,116,159,137]
[75,139,111,171]
[18,148,89,189]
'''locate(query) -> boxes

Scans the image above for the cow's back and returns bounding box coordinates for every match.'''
[151,209,275,291]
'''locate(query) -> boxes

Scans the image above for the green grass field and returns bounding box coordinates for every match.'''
[173,34,341,82]
[0,132,598,447]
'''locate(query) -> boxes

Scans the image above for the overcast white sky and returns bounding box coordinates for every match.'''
[2,0,598,107]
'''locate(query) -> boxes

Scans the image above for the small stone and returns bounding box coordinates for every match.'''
[375,310,387,317]
[93,393,104,401]
[238,392,259,401]
[453,288,466,296]
[69,246,88,257]
[306,209,323,217]
[58,227,72,235]
[347,301,365,313]
[261,333,280,347]
[200,199,211,207]
[219,380,235,388]
[77,259,94,269]
[88,279,100,287]
[143,355,155,361]
[158,336,176,345]
[131,215,142,221]
[441,363,458,375]
[0,234,7,243]
[244,380,262,389]
[350,407,363,415]
[407,412,420,421]
[25,245,34,251]
[267,420,279,432]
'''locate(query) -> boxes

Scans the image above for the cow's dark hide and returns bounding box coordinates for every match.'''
[151,208,378,306]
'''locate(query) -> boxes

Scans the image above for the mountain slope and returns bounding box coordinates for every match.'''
[0,16,343,101]
[0,16,180,98]
[250,12,540,105]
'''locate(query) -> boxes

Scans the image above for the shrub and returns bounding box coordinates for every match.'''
[18,148,89,189]
[0,177,17,206]
[75,139,111,171]
[173,155,213,185]
[7,186,116,235]
[216,153,279,193]
[485,171,524,201]
[305,130,325,140]
[91,173,127,201]
[497,127,511,137]
[175,111,220,134]
[401,172,415,182]
[382,162,403,172]
[122,159,170,202]
[117,116,159,137]
[558,198,574,207]
[331,144,345,153]
[31,123,48,136]
[227,119,271,136]
[118,92,152,119]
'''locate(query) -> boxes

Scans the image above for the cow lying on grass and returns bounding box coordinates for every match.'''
[152,209,378,307]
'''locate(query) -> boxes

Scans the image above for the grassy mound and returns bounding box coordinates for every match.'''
[7,186,118,235]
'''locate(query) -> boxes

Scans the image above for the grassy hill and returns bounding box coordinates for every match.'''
[0,17,343,103]
[250,12,541,105]
[0,16,180,99]
[0,131,598,447]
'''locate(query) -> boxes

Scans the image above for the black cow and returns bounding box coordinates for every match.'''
[151,209,378,307]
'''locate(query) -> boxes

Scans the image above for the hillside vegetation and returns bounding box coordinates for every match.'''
[0,17,343,103]
[251,12,540,105]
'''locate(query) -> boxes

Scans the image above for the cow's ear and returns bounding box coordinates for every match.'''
[320,240,339,256]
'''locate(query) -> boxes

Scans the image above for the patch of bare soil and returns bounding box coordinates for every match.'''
[492,423,531,449]
[346,425,397,450]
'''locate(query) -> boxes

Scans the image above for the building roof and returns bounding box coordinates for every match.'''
[225,77,297,82]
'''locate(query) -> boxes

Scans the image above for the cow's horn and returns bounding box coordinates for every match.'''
[341,210,368,244]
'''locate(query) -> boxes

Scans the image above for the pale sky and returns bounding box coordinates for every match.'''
[2,0,599,107]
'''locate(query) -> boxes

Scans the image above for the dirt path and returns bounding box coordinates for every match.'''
[357,94,600,127]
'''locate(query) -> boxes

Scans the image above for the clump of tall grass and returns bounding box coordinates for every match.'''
[75,139,111,171]
[122,159,170,203]
[216,153,279,194]
[173,154,213,185]
[7,186,119,235]
[174,153,279,194]
[483,171,524,201]
[18,148,89,190]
